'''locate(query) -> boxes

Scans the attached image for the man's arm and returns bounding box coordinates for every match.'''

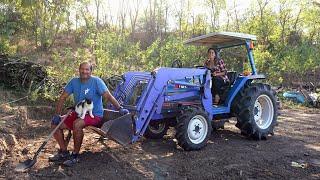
[102,90,121,110]
[55,91,70,115]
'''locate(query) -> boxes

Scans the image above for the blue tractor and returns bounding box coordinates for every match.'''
[97,32,278,151]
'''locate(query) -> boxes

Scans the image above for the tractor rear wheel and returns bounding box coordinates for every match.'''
[144,121,169,139]
[232,83,277,139]
[175,107,212,151]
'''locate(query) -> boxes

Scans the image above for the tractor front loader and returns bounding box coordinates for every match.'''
[96,32,278,151]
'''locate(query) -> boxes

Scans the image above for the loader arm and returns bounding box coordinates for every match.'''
[131,67,212,142]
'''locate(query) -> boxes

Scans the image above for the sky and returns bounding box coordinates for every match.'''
[99,0,250,15]
[73,0,254,30]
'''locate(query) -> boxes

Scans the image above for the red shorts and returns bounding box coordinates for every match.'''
[63,111,102,130]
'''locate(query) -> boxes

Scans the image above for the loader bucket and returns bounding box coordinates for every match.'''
[100,113,134,146]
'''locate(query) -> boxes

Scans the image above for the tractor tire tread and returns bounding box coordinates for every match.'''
[232,83,277,140]
[175,107,212,151]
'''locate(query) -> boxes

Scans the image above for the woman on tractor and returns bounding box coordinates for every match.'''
[204,48,229,105]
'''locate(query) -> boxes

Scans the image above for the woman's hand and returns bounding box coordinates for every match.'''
[204,59,210,66]
[213,71,225,77]
[212,71,217,76]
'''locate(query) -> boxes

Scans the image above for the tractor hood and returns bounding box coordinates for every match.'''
[184,32,257,48]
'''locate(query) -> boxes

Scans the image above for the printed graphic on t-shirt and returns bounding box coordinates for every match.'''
[84,88,90,95]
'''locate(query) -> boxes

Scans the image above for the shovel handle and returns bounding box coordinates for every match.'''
[32,110,72,160]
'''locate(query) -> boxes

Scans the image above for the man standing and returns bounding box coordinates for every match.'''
[50,61,123,166]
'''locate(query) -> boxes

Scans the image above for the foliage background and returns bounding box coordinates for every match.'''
[1,0,319,100]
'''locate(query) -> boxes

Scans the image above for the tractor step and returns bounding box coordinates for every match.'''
[212,105,229,115]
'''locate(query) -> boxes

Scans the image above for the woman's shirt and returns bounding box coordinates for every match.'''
[204,58,229,82]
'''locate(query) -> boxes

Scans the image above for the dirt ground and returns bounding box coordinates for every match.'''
[0,105,320,180]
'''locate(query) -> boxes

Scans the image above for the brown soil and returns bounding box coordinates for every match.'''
[0,106,320,180]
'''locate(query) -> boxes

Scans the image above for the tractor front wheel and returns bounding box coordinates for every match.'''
[175,107,212,151]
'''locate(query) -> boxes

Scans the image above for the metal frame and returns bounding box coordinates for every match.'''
[184,31,257,48]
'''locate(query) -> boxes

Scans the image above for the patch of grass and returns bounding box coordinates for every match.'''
[0,84,54,106]
[0,84,27,105]
[281,99,305,109]
[281,99,320,113]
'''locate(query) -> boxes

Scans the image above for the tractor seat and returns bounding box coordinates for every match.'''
[218,71,238,104]
[219,71,238,90]
[227,71,238,86]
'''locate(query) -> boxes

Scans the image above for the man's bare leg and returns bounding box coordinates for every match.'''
[49,123,70,162]
[73,119,86,154]
[52,123,68,151]
[61,119,84,166]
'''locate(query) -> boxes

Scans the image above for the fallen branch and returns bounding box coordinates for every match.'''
[0,96,28,106]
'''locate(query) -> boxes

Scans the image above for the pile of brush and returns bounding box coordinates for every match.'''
[0,54,47,91]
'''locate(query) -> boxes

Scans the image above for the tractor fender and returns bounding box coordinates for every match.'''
[226,74,265,108]
[246,74,265,79]
[226,77,252,108]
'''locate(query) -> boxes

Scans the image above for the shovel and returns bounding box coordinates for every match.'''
[15,111,71,172]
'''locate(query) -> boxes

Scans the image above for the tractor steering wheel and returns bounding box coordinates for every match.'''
[104,75,124,92]
[195,65,205,69]
[171,59,182,68]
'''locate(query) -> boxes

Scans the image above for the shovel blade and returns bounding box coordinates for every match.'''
[101,113,134,146]
[15,159,36,172]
